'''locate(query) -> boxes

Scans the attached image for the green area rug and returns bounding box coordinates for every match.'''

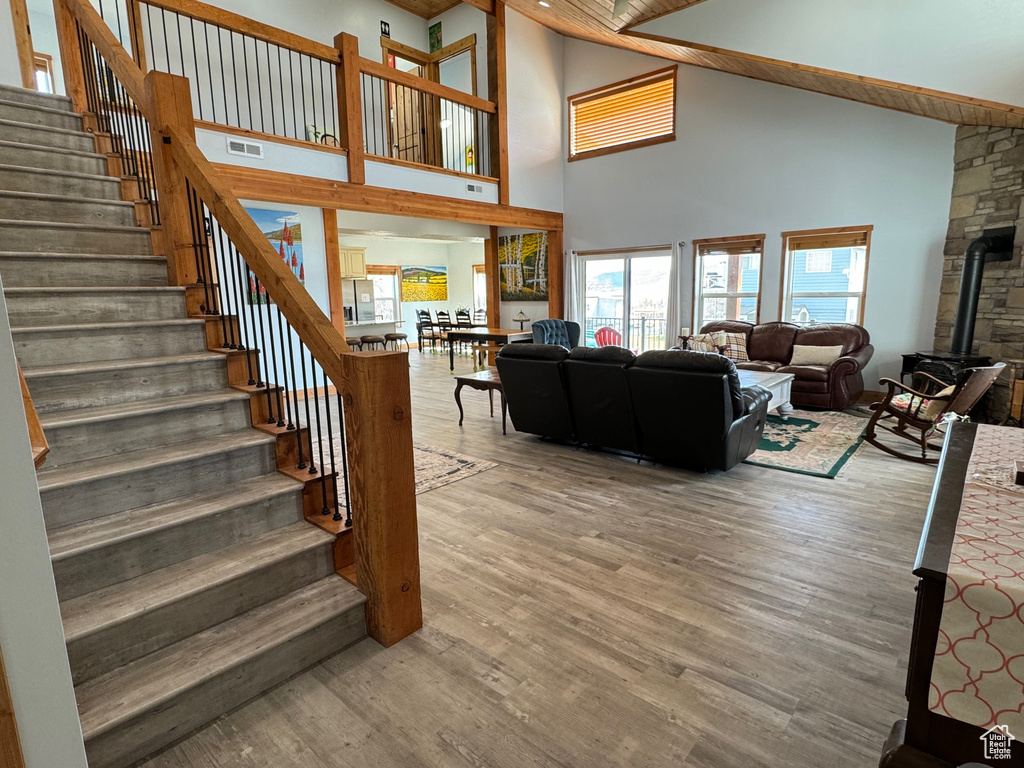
[745,409,868,478]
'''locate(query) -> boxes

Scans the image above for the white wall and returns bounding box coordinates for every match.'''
[562,40,955,386]
[427,3,487,98]
[0,281,89,768]
[635,0,1024,107]
[505,8,563,213]
[0,0,23,86]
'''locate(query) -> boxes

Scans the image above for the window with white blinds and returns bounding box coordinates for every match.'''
[568,66,677,161]
[693,235,765,330]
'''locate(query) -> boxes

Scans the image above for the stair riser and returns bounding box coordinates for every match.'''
[14,322,208,368]
[0,102,81,130]
[83,605,365,768]
[26,357,229,415]
[0,222,151,254]
[41,440,278,530]
[0,255,167,287]
[0,195,136,226]
[0,86,73,110]
[0,167,121,199]
[52,488,305,601]
[42,398,254,468]
[68,540,334,685]
[0,123,94,151]
[0,143,102,174]
[5,290,185,327]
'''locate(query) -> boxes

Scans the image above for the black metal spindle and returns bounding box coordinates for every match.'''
[251,275,277,423]
[205,210,236,348]
[335,391,351,525]
[242,34,253,129]
[284,320,304,472]
[159,9,171,74]
[252,36,265,132]
[202,21,216,123]
[311,364,330,514]
[216,26,229,126]
[297,341,314,471]
[322,379,340,518]
[232,242,258,386]
[274,310,295,430]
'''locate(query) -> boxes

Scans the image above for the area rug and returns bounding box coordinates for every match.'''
[745,409,868,478]
[326,438,496,499]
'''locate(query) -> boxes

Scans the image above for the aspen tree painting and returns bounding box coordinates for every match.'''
[498,232,548,301]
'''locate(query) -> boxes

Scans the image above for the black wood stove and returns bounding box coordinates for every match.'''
[903,226,1015,390]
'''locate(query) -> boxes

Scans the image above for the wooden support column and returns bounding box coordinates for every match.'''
[126,0,147,70]
[10,0,35,89]
[0,646,25,768]
[323,208,345,333]
[53,0,87,112]
[485,226,500,328]
[546,228,563,319]
[486,0,509,206]
[341,351,421,647]
[334,32,365,185]
[145,70,198,285]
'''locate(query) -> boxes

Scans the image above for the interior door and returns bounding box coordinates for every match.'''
[584,258,626,347]
[391,78,425,164]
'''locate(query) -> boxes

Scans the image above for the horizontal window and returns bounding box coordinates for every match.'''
[568,66,677,161]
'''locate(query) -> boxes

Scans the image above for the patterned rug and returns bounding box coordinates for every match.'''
[327,438,496,500]
[745,409,868,478]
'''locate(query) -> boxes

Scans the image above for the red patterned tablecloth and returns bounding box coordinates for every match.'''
[929,424,1024,731]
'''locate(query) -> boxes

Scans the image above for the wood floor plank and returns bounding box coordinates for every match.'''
[139,352,936,768]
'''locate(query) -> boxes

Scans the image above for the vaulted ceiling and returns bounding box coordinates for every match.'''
[504,0,1024,127]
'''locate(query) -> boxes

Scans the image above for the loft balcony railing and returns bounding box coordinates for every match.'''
[87,0,498,181]
[48,0,421,646]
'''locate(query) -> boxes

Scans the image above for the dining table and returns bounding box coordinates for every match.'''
[445,327,533,372]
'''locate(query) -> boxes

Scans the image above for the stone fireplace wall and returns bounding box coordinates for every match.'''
[936,126,1024,420]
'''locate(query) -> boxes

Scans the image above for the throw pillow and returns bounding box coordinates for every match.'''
[688,332,722,354]
[790,344,844,366]
[923,384,956,421]
[718,332,748,362]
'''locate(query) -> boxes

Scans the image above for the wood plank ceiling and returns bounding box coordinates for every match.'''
[384,0,462,20]
[470,0,1024,127]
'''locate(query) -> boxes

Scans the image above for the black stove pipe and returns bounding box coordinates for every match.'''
[951,226,1015,356]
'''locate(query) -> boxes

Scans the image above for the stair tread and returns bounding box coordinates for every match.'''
[0,137,98,158]
[0,163,119,183]
[0,217,149,232]
[0,188,135,207]
[0,96,78,116]
[21,351,224,378]
[0,115,90,137]
[4,285,184,294]
[13,317,205,336]
[48,472,302,560]
[61,521,335,643]
[0,85,72,105]
[75,575,363,739]
[38,389,250,429]
[36,427,275,491]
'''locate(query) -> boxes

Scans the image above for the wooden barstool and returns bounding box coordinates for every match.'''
[385,332,409,351]
[345,337,362,350]
[360,335,385,350]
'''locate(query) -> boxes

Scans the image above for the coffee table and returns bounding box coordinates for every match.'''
[453,369,507,434]
[737,370,795,418]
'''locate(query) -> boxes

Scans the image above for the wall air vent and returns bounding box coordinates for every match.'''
[226,137,264,159]
[466,183,483,194]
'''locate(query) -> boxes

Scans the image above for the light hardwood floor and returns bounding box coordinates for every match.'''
[140,351,936,768]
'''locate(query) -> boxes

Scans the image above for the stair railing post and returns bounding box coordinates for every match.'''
[144,70,200,286]
[53,0,89,116]
[333,32,365,185]
[339,350,421,647]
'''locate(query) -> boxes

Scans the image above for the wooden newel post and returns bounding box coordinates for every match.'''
[144,70,199,286]
[53,0,88,115]
[334,32,365,185]
[340,350,421,647]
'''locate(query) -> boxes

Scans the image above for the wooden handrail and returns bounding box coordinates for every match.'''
[18,364,48,469]
[136,0,340,62]
[358,56,497,114]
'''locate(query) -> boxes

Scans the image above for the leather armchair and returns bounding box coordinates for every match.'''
[531,319,581,350]
[494,343,575,441]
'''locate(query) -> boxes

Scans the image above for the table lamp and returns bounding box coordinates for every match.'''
[513,311,530,330]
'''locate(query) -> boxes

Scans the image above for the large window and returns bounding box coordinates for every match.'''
[568,66,677,162]
[693,235,764,331]
[781,226,872,326]
[367,265,399,322]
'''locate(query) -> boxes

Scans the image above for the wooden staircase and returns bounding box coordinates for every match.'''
[0,83,368,768]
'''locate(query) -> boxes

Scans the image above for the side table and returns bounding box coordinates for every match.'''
[454,369,507,435]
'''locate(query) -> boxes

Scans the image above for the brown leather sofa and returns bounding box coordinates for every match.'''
[699,321,873,410]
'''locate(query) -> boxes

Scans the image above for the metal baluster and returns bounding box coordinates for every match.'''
[284,320,303,471]
[322,377,340,518]
[297,342,314,471]
[144,5,157,71]
[184,181,214,315]
[276,46,287,139]
[335,390,351,526]
[159,9,170,74]
[242,34,253,129]
[273,310,295,430]
[187,16,204,119]
[328,64,337,140]
[288,51,297,141]
[230,33,242,128]
[202,21,216,123]
[265,40,276,136]
[216,25,229,125]
[253,36,265,132]
[251,274,277,423]
[310,363,330,513]
[298,51,308,139]
[233,242,258,386]
[205,211,236,349]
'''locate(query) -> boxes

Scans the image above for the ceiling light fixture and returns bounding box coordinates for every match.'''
[538,2,550,7]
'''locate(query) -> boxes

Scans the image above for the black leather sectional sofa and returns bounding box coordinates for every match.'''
[494,344,771,471]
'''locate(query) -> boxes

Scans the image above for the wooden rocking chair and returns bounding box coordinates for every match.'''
[864,362,1005,463]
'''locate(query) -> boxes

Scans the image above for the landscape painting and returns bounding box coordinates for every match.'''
[244,207,304,304]
[499,232,548,301]
[401,265,449,302]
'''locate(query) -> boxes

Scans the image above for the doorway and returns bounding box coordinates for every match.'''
[582,249,672,352]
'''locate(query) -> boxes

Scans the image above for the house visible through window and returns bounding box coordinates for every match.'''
[367,265,399,323]
[568,66,677,161]
[782,227,872,326]
[693,235,764,331]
